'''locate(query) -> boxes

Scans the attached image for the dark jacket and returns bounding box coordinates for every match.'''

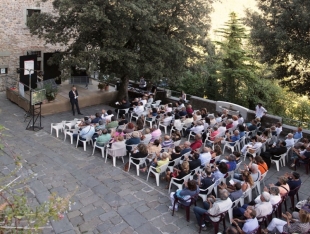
[69,90,79,102]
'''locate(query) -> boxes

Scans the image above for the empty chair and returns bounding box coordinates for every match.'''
[64,119,78,130]
[50,121,65,138]
[76,134,93,151]
[92,142,106,158]
[64,128,78,144]
[105,146,127,167]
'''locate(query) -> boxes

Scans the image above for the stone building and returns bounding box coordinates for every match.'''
[0,0,61,90]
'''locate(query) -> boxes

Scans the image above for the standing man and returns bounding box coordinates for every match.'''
[69,85,83,116]
[255,103,267,119]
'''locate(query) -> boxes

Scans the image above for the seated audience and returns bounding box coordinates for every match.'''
[263,209,310,234]
[169,180,200,211]
[231,206,259,234]
[194,190,232,230]
[115,98,130,115]
[164,161,190,188]
[190,134,203,151]
[293,127,303,139]
[125,131,141,151]
[150,125,161,142]
[118,114,128,126]
[197,166,215,191]
[129,143,148,165]
[199,147,212,166]
[233,191,272,219]
[136,115,145,130]
[270,176,290,197]
[148,139,162,155]
[123,122,135,134]
[179,141,192,155]
[95,129,111,146]
[106,116,118,129]
[140,151,169,173]
[91,113,102,124]
[261,140,287,168]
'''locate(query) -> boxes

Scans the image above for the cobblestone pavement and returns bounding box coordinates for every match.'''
[0,92,309,234]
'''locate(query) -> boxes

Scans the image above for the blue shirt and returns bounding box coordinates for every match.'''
[230,135,240,146]
[239,131,245,138]
[180,148,191,155]
[243,218,259,234]
[79,126,95,139]
[125,137,141,151]
[226,161,237,171]
[293,132,303,139]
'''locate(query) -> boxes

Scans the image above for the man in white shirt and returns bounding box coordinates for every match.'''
[184,121,204,137]
[101,109,114,122]
[199,147,212,166]
[241,136,262,155]
[285,133,295,148]
[133,102,144,116]
[234,191,272,220]
[218,122,227,137]
[139,77,147,90]
[255,186,281,206]
[255,103,267,118]
[194,190,232,230]
[161,112,173,126]
[232,206,259,234]
[140,96,147,106]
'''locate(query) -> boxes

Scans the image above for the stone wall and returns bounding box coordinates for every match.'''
[161,89,310,138]
[0,0,61,91]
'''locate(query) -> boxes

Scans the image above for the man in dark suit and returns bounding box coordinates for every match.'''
[69,85,83,116]
[261,140,287,168]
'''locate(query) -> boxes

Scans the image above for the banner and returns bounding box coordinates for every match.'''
[19,82,25,97]
[24,60,34,75]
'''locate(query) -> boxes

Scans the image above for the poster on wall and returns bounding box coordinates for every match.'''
[0,68,5,74]
[19,82,25,97]
[24,60,34,75]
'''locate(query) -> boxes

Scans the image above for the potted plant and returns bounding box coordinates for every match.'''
[44,83,58,102]
[98,83,105,91]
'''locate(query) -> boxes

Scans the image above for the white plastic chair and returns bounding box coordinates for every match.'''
[141,135,152,144]
[168,173,191,193]
[130,112,142,122]
[188,129,204,141]
[198,183,215,202]
[50,121,65,138]
[126,144,139,157]
[64,128,78,144]
[76,134,93,151]
[147,162,169,186]
[116,108,130,119]
[105,146,127,167]
[255,170,268,195]
[223,140,239,154]
[167,157,182,172]
[240,188,252,206]
[159,121,172,134]
[271,153,286,171]
[228,198,241,224]
[173,140,181,147]
[64,119,78,130]
[127,154,148,176]
[144,116,157,128]
[151,100,161,108]
[92,142,106,158]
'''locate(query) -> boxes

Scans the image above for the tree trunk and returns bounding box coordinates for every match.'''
[118,75,129,101]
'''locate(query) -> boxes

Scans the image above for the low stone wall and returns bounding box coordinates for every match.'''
[161,89,310,138]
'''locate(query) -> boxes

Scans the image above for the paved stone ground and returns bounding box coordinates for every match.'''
[0,92,309,234]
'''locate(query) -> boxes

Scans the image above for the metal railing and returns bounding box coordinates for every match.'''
[70,76,92,85]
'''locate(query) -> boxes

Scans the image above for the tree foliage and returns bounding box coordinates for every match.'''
[214,12,257,107]
[28,0,213,100]
[245,0,310,95]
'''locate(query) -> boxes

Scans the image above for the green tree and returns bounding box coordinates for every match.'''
[214,12,257,107]
[245,0,310,95]
[28,0,213,100]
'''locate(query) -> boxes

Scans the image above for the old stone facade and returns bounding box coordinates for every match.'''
[0,0,61,90]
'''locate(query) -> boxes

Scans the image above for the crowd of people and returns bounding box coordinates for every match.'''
[66,92,310,233]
